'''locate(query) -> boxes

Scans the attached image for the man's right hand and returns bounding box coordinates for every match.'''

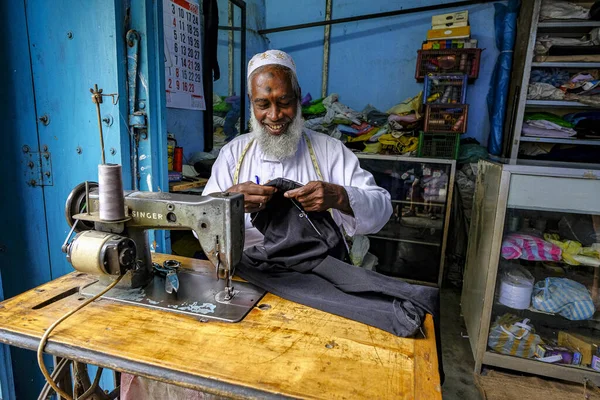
[226,181,277,213]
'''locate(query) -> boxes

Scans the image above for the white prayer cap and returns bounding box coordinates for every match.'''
[247,50,296,79]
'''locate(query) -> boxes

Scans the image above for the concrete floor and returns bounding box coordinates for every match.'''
[440,287,483,400]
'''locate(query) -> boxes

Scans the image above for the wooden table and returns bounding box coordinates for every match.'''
[169,177,208,192]
[0,254,441,399]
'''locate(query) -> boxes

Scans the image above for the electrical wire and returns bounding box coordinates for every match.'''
[36,274,124,400]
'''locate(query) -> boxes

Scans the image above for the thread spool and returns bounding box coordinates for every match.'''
[98,164,125,221]
[459,53,468,72]
[441,86,452,103]
[452,114,465,132]
[498,265,534,309]
[173,147,183,172]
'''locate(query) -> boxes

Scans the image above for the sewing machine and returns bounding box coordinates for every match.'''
[61,181,265,322]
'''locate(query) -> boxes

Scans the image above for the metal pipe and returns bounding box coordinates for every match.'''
[321,0,333,99]
[258,0,495,35]
[240,2,246,133]
[228,2,234,96]
[218,26,242,31]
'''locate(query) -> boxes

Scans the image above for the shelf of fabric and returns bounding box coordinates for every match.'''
[520,136,600,146]
[525,100,591,108]
[531,62,600,68]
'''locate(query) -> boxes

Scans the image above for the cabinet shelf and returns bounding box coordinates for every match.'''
[531,62,600,68]
[493,301,600,328]
[537,20,600,33]
[520,136,600,146]
[368,235,441,247]
[391,199,446,207]
[483,352,600,386]
[525,100,592,108]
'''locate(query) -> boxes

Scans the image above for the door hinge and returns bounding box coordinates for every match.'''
[24,151,53,187]
[129,111,147,129]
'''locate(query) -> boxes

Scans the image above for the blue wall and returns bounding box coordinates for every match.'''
[265,0,502,145]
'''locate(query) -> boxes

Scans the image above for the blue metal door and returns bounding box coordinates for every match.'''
[0,0,168,397]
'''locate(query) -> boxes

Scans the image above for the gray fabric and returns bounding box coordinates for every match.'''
[238,255,437,337]
[237,178,439,338]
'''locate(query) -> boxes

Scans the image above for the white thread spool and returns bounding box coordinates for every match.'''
[498,265,535,310]
[98,164,125,221]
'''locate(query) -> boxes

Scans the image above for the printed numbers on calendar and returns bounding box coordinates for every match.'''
[164,0,204,109]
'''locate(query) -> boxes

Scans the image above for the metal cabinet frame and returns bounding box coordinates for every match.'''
[461,160,600,385]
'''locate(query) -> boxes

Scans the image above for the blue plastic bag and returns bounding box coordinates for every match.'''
[532,278,595,320]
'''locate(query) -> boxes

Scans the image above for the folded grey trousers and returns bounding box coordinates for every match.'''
[238,255,437,337]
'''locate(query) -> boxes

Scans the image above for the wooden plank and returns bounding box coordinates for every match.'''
[0,254,440,399]
[169,177,208,192]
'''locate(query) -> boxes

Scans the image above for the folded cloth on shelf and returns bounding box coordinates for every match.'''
[501,233,562,261]
[527,82,565,100]
[544,233,600,266]
[525,112,574,128]
[525,119,577,133]
[539,0,591,20]
[522,124,577,138]
[563,111,600,124]
[530,68,571,87]
[536,29,600,57]
[565,92,600,106]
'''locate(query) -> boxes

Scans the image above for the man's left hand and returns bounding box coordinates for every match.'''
[284,181,354,216]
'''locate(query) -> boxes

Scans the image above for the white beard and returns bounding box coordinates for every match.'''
[249,103,304,161]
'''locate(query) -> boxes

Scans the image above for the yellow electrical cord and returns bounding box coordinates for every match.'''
[37,274,124,400]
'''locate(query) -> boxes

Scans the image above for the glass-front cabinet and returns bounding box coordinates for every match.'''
[462,160,600,385]
[357,154,456,286]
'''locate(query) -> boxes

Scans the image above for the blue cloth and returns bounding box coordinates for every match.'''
[563,111,600,125]
[487,0,520,156]
[530,68,570,88]
[532,278,595,321]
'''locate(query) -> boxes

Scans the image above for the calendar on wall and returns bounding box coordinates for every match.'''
[163,0,205,110]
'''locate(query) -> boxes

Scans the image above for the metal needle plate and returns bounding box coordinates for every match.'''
[80,269,266,323]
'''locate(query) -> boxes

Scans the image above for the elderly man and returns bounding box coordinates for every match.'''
[203,50,392,247]
[121,50,392,400]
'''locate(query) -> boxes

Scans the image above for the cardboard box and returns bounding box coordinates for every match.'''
[558,331,600,366]
[432,11,468,28]
[432,21,469,30]
[427,26,471,41]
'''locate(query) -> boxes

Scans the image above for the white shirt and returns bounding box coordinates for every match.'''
[202,129,392,249]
